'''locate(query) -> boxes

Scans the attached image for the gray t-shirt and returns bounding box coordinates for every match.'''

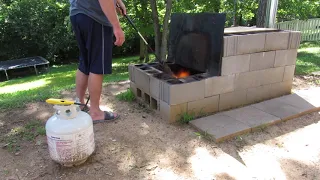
[69,0,116,27]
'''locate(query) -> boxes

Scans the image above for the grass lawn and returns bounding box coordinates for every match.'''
[296,41,320,75]
[0,55,151,110]
[0,41,319,110]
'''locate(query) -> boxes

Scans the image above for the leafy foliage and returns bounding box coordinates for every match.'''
[116,89,136,102]
[0,0,77,63]
[278,0,320,22]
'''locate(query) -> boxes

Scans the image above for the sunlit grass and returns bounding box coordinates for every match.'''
[0,79,50,93]
[0,55,150,109]
[296,41,320,75]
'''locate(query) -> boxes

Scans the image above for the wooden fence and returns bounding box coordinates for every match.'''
[275,18,320,42]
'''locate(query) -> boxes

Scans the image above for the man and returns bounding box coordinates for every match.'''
[69,0,126,123]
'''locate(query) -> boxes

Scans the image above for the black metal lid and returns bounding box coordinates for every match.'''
[167,13,226,76]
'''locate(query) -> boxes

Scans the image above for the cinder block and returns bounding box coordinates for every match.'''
[283,65,296,82]
[269,80,293,97]
[134,67,150,94]
[149,75,160,99]
[246,84,273,104]
[247,80,292,105]
[160,100,187,123]
[234,70,264,90]
[237,33,266,55]
[130,81,137,97]
[133,66,161,95]
[143,92,151,105]
[221,54,250,75]
[288,31,302,49]
[150,97,160,110]
[219,90,247,111]
[223,35,237,57]
[205,75,235,97]
[160,79,205,105]
[262,67,285,85]
[128,64,135,82]
[274,49,298,67]
[265,31,290,51]
[187,95,219,116]
[250,51,276,71]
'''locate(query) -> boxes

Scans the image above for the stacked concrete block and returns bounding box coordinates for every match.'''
[220,30,301,111]
[129,64,162,110]
[129,29,302,123]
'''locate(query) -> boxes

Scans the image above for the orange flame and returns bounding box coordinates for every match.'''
[174,69,190,78]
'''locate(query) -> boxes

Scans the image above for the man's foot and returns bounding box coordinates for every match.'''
[90,110,120,124]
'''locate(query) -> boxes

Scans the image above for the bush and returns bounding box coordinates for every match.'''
[0,0,143,64]
[0,0,77,63]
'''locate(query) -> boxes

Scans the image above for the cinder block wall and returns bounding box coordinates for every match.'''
[129,30,302,123]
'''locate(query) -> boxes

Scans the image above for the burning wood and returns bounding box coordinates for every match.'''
[173,69,190,78]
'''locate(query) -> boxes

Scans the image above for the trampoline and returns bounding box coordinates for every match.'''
[0,56,49,81]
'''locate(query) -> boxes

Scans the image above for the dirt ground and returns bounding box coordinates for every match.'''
[0,75,319,180]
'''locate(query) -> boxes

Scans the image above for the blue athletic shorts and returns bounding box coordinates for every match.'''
[70,13,113,75]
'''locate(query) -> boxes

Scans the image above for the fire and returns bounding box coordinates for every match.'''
[173,69,190,78]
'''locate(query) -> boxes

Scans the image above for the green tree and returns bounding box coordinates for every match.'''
[277,0,320,22]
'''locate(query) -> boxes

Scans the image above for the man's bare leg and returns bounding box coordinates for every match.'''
[87,72,104,120]
[76,69,89,107]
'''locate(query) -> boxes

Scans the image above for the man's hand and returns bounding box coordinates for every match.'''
[114,27,125,46]
[98,0,125,46]
[116,0,126,16]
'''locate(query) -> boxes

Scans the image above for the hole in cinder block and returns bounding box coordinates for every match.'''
[154,73,174,80]
[151,98,158,110]
[151,64,163,71]
[179,77,196,83]
[140,66,151,70]
[147,62,158,66]
[146,70,159,74]
[167,79,183,84]
[144,93,150,104]
[135,64,144,67]
[137,88,142,97]
[193,73,212,80]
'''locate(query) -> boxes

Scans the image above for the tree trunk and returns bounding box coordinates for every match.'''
[257,0,268,27]
[233,0,237,26]
[139,37,146,62]
[144,44,150,63]
[135,0,148,62]
[150,0,161,60]
[160,0,173,62]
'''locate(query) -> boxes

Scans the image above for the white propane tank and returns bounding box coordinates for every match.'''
[45,104,95,167]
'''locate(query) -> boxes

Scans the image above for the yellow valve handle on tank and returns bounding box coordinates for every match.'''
[46,98,77,105]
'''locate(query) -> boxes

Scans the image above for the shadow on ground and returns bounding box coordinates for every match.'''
[217,112,320,166]
[1,81,320,179]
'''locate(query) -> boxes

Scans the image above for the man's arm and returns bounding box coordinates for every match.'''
[98,0,121,29]
[98,0,125,46]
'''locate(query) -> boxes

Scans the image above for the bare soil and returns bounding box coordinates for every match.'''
[0,76,319,180]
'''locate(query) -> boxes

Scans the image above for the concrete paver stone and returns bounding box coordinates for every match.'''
[190,114,251,142]
[222,106,281,127]
[251,98,304,120]
[190,87,320,142]
[274,93,318,113]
